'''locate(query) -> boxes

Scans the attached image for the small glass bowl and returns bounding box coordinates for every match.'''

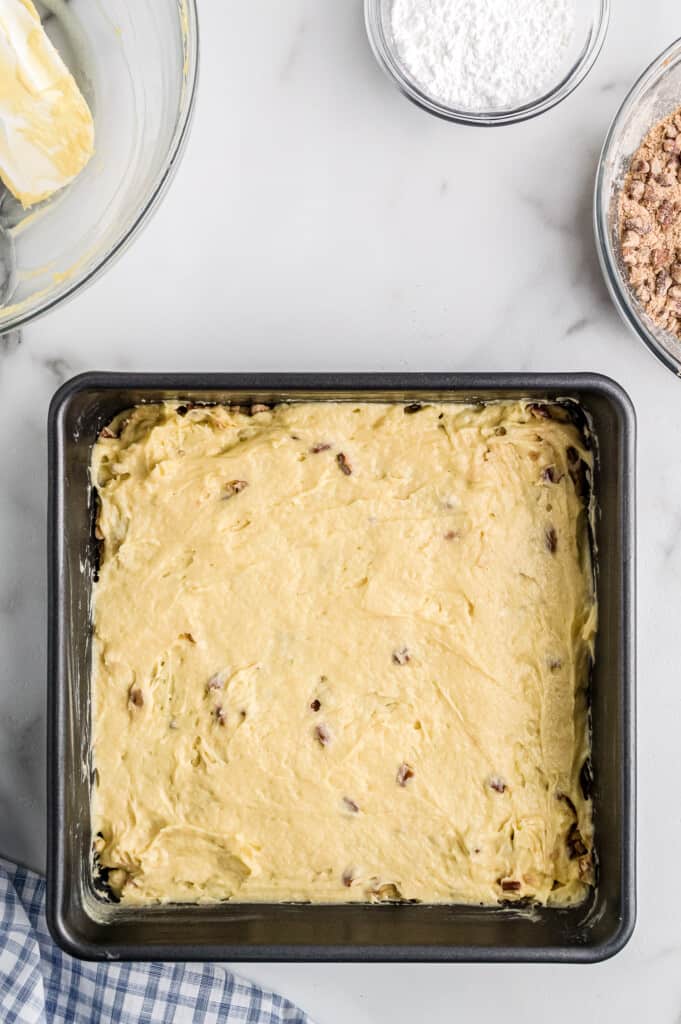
[0,0,199,333]
[364,0,610,126]
[595,38,681,378]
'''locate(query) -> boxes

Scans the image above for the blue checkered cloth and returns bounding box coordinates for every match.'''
[0,858,313,1024]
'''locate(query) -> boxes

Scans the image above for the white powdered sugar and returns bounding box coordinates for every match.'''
[390,0,576,111]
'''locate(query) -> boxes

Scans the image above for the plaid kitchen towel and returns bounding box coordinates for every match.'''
[0,858,313,1024]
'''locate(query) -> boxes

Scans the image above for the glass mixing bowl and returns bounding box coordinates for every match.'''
[595,38,681,377]
[0,0,199,333]
[364,0,609,126]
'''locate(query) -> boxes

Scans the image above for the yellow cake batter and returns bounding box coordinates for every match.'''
[91,399,596,906]
[0,0,94,207]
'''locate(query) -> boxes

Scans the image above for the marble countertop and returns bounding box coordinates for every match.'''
[1,1,678,1020]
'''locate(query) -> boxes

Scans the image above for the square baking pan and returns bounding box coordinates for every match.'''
[47,371,636,963]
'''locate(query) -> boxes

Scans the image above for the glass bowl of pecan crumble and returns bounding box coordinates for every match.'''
[596,37,681,377]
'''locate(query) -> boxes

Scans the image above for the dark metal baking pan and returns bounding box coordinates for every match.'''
[47,372,636,963]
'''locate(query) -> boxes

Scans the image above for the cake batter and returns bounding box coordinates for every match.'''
[91,400,596,906]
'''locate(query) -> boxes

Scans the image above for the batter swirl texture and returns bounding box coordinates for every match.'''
[91,400,596,906]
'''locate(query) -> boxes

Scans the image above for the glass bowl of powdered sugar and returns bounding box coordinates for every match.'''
[365,0,609,126]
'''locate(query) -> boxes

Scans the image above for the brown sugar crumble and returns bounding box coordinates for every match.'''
[618,107,681,338]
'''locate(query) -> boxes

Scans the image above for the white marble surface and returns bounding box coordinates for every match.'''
[1,0,680,1019]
